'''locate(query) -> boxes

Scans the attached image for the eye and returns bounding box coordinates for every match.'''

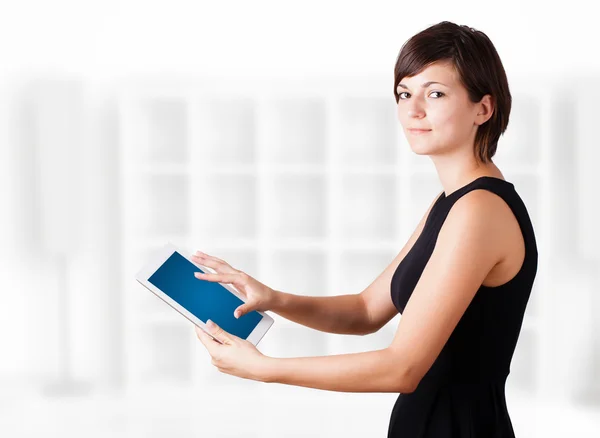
[397,91,445,100]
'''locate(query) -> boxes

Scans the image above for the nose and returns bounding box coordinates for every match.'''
[408,112,424,119]
[407,105,425,118]
[403,95,425,118]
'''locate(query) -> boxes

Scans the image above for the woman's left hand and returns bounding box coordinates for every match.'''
[195,320,270,383]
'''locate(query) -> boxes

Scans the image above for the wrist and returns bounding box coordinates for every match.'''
[257,355,278,383]
[270,289,285,312]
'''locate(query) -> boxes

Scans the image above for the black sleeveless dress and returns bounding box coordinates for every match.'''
[387,176,538,437]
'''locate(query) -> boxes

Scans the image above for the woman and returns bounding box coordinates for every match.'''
[193,20,538,437]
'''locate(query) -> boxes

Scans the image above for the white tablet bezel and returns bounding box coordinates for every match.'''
[134,242,274,346]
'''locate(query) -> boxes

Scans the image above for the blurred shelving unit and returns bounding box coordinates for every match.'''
[116,76,554,407]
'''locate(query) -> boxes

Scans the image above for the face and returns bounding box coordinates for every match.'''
[396,61,491,158]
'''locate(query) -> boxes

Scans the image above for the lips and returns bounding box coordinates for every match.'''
[408,128,431,134]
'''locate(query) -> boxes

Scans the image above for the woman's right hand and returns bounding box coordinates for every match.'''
[191,250,278,319]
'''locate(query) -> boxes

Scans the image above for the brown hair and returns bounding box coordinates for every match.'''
[393,21,511,164]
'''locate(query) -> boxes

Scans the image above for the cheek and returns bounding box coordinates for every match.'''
[432,109,463,134]
[396,104,404,122]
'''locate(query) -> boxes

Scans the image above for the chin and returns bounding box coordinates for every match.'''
[408,143,434,156]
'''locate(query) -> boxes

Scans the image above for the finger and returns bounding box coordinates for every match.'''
[196,325,222,350]
[194,271,244,286]
[192,257,237,276]
[194,250,227,264]
[206,320,232,345]
[192,253,235,272]
[234,304,251,319]
[190,255,221,273]
[195,326,211,348]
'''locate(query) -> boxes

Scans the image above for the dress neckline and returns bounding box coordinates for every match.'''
[442,176,514,199]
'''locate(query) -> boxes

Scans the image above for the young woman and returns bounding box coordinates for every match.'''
[194,20,538,437]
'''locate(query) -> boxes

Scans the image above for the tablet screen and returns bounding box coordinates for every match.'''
[148,251,263,340]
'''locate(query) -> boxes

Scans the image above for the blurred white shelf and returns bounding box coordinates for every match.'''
[118,76,554,400]
[337,240,401,251]
[132,308,197,327]
[127,163,191,174]
[340,164,399,174]
[265,164,327,174]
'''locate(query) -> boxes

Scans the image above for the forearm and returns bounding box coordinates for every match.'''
[270,290,371,335]
[261,348,413,393]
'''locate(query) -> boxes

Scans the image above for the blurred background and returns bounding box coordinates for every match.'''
[1,1,600,437]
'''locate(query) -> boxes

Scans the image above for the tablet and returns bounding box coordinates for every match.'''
[135,242,274,346]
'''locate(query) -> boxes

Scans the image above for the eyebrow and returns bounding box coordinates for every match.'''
[397,81,447,90]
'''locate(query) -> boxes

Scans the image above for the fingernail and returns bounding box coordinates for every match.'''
[207,319,215,328]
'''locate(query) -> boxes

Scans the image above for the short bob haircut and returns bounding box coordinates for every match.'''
[393,21,511,164]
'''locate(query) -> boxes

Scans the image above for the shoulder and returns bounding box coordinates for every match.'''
[447,188,514,228]
[439,189,510,263]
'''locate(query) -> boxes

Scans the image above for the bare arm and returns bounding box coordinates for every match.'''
[270,291,370,336]
[262,348,411,393]
[360,191,444,334]
[268,191,444,337]
[260,191,500,393]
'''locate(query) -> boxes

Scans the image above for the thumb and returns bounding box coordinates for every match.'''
[206,319,232,345]
[234,304,252,319]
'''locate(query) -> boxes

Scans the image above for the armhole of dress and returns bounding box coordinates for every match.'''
[435,191,445,205]
[475,186,529,290]
[422,191,446,231]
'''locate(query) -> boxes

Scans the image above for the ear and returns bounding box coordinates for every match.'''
[475,94,494,126]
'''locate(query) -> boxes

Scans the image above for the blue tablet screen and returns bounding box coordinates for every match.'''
[148,251,263,340]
